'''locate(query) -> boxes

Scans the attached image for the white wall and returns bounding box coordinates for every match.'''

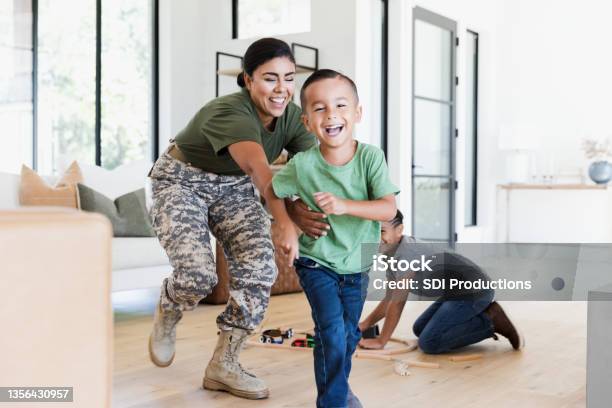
[493,0,612,242]
[495,0,612,179]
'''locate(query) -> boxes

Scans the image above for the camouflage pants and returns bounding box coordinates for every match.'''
[149,150,277,331]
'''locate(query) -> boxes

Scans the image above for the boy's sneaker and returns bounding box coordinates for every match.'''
[484,301,525,350]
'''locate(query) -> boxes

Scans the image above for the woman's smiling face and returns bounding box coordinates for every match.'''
[244,57,296,128]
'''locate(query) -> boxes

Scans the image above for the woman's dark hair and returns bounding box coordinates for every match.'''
[237,38,295,87]
[300,69,359,107]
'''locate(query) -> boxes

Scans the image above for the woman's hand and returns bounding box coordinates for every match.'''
[313,192,348,216]
[286,198,330,239]
[271,221,299,268]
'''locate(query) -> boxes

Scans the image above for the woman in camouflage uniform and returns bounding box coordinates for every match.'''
[147,38,318,400]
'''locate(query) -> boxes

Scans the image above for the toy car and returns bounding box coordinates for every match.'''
[259,328,294,344]
[259,334,282,344]
[291,337,315,348]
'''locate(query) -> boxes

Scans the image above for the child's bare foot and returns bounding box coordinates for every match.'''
[358,337,386,350]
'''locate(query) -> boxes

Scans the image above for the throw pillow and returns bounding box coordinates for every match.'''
[79,160,154,212]
[77,184,154,237]
[19,161,83,208]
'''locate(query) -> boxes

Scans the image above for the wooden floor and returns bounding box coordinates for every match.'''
[113,290,587,408]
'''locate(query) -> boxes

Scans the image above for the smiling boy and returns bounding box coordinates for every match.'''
[263,69,399,408]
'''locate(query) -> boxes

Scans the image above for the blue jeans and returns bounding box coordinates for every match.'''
[413,290,495,354]
[295,257,368,408]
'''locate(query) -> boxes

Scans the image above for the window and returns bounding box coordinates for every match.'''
[37,0,96,174]
[0,0,34,173]
[0,0,158,175]
[101,0,155,169]
[233,0,310,39]
[465,30,478,226]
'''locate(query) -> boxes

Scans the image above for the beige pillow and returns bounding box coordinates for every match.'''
[19,162,83,208]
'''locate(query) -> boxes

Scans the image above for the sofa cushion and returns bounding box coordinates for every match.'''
[78,184,154,237]
[79,160,153,208]
[112,237,169,271]
[19,161,82,208]
[112,264,172,292]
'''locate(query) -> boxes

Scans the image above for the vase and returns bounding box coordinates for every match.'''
[588,160,612,184]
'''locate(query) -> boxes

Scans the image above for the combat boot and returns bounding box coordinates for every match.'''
[202,328,269,399]
[148,300,182,367]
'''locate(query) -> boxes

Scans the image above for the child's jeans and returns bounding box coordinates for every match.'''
[295,257,368,408]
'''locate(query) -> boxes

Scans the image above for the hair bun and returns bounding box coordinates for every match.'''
[236,71,246,87]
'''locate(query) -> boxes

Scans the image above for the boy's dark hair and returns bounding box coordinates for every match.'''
[388,210,404,227]
[300,69,359,107]
[237,38,295,87]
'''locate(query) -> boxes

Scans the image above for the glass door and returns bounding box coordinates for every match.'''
[411,7,457,243]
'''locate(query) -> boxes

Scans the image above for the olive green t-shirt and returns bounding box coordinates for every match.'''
[272,143,400,274]
[174,89,316,175]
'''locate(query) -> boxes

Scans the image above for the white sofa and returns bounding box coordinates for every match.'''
[0,162,172,292]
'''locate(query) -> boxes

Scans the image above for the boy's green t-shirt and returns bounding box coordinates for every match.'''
[272,142,400,274]
[174,89,316,175]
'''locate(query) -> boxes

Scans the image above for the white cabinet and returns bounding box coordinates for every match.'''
[496,184,612,243]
